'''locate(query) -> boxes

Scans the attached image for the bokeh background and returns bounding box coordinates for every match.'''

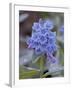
[19,11,64,79]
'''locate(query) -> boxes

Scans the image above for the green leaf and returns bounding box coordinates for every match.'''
[19,66,40,79]
[35,55,45,78]
[19,55,46,79]
[32,55,41,63]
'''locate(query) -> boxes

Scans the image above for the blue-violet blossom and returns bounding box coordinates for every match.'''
[27,19,57,63]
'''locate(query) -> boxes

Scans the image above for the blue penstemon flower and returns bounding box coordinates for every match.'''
[27,18,57,63]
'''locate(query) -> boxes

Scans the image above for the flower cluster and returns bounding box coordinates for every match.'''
[27,19,57,63]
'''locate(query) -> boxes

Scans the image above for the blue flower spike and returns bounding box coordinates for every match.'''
[27,18,57,63]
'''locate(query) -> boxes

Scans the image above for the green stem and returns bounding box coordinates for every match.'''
[40,55,45,78]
